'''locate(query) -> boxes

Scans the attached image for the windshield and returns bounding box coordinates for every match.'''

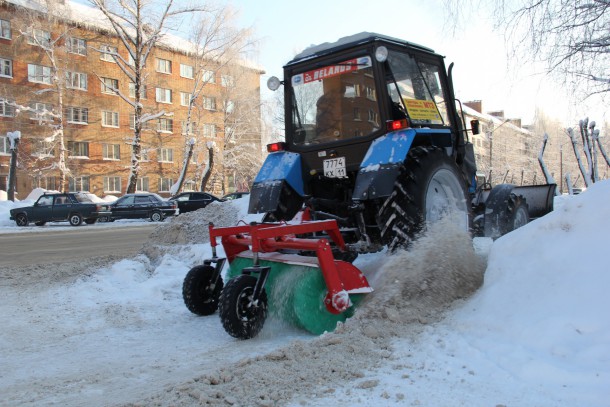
[290,55,380,145]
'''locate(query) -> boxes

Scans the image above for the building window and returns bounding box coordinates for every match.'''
[158,148,173,163]
[66,107,88,124]
[156,58,172,74]
[156,87,172,103]
[221,75,234,87]
[181,121,198,135]
[101,77,119,95]
[183,180,196,191]
[129,114,152,130]
[67,141,89,157]
[28,64,52,84]
[0,19,10,40]
[180,64,193,79]
[66,37,87,55]
[159,177,173,192]
[203,123,216,138]
[29,102,54,121]
[28,28,51,47]
[0,58,12,78]
[0,135,8,154]
[203,70,215,83]
[353,107,361,120]
[101,111,119,127]
[128,82,147,99]
[34,139,55,157]
[66,71,88,90]
[69,176,90,192]
[224,100,235,113]
[100,44,117,62]
[103,176,121,193]
[103,143,121,160]
[368,109,379,125]
[136,177,149,192]
[0,98,15,117]
[157,118,173,133]
[203,96,216,110]
[180,92,191,107]
[33,176,56,191]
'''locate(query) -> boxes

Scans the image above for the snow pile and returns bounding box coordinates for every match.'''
[126,215,486,406]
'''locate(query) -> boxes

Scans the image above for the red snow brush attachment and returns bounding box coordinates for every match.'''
[208,219,373,338]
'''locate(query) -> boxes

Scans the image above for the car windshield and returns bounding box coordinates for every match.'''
[75,193,95,203]
[290,55,380,145]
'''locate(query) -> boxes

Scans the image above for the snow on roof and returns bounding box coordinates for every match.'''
[289,32,435,66]
[4,0,263,72]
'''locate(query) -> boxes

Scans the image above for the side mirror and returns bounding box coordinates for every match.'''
[470,119,480,135]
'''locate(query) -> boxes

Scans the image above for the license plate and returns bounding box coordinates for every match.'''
[323,157,347,178]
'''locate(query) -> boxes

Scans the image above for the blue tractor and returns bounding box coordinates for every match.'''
[183,33,556,339]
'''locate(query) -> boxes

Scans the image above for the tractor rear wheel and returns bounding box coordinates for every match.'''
[378,146,470,250]
[219,274,268,339]
[182,265,223,316]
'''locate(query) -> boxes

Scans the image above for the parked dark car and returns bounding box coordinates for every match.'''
[169,192,222,214]
[222,191,250,201]
[98,193,177,222]
[9,192,109,227]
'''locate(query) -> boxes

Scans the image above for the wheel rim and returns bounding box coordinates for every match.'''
[17,215,27,226]
[70,215,80,225]
[151,212,161,221]
[513,207,528,229]
[425,168,468,228]
[236,287,262,323]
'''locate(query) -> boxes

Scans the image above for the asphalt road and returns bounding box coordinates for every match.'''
[0,224,157,267]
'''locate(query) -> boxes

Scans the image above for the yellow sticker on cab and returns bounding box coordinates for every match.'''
[404,99,441,121]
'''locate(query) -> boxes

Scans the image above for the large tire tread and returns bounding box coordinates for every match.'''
[377,146,470,251]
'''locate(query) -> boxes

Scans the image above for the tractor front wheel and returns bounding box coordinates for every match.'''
[378,146,470,250]
[219,274,268,339]
[182,265,223,316]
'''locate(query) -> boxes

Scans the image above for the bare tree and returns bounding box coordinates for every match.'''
[445,0,609,99]
[88,0,209,193]
[12,0,76,192]
[218,62,264,194]
[172,4,256,194]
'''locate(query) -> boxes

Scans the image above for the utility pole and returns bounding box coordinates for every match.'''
[7,131,21,202]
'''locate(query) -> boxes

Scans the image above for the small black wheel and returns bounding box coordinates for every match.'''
[69,213,83,226]
[182,265,224,316]
[150,211,163,222]
[219,274,268,339]
[35,221,46,227]
[85,219,97,225]
[15,214,29,227]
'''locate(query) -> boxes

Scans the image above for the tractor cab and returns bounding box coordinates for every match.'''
[254,33,467,223]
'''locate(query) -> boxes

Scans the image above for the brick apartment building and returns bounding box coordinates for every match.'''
[0,0,263,199]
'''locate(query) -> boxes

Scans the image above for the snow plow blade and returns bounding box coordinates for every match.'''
[511,184,556,219]
[207,220,372,339]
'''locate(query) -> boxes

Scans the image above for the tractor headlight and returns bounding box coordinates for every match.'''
[375,46,388,62]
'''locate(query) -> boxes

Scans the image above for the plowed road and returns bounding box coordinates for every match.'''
[0,224,156,267]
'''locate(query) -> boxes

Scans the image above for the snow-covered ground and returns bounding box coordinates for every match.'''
[0,182,608,406]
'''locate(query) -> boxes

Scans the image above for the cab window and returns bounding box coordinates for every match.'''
[385,50,450,126]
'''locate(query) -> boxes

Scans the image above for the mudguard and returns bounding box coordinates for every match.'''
[352,128,452,200]
[248,151,305,216]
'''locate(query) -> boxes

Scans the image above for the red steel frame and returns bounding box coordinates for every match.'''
[207,220,371,314]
